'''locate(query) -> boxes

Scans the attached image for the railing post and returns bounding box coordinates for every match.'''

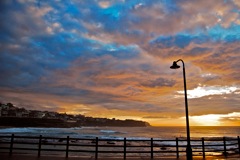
[9,134,14,156]
[238,136,240,155]
[38,135,42,157]
[223,137,227,157]
[151,138,153,159]
[201,137,205,159]
[124,137,126,159]
[176,138,179,159]
[66,136,69,158]
[95,137,98,159]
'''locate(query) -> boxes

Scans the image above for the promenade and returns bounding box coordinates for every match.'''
[1,153,240,160]
[1,134,239,160]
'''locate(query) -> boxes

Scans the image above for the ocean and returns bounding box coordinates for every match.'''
[0,126,239,139]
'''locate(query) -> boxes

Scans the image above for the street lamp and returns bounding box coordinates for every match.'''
[170,59,192,160]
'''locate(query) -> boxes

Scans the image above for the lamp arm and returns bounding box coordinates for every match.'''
[176,59,185,68]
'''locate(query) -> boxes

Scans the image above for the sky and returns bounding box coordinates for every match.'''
[0,0,240,126]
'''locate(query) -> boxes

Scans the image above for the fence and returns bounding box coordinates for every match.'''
[0,134,239,159]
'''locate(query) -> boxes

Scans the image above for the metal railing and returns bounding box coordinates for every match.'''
[0,134,239,159]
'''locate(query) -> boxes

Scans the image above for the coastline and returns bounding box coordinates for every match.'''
[0,117,149,128]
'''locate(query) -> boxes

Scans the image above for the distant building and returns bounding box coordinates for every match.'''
[0,103,9,110]
[1,109,8,117]
[16,108,29,117]
[29,111,45,118]
[43,112,58,119]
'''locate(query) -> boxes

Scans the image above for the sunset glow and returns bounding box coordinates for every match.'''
[190,112,240,126]
[190,114,221,126]
[0,0,240,126]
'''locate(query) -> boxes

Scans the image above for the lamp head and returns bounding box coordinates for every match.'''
[170,61,180,69]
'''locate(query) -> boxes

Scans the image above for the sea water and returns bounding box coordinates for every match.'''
[0,126,239,139]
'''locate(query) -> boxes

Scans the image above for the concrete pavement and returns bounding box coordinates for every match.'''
[1,153,240,160]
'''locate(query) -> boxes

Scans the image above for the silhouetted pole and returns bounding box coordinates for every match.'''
[170,59,192,160]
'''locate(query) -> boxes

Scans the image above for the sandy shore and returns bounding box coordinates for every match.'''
[1,153,240,160]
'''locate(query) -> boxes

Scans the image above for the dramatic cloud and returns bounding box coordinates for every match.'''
[177,85,239,99]
[0,0,239,126]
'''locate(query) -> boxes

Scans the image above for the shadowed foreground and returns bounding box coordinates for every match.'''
[1,153,240,160]
[1,134,239,160]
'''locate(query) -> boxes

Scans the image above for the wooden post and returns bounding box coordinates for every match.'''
[66,136,69,158]
[238,136,240,155]
[9,134,14,156]
[38,135,42,157]
[201,137,205,159]
[95,137,98,159]
[151,138,153,159]
[223,137,227,157]
[176,138,179,159]
[124,137,126,159]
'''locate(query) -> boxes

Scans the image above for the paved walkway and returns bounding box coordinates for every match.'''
[1,153,240,160]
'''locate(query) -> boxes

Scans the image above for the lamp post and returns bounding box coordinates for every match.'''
[170,59,192,160]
